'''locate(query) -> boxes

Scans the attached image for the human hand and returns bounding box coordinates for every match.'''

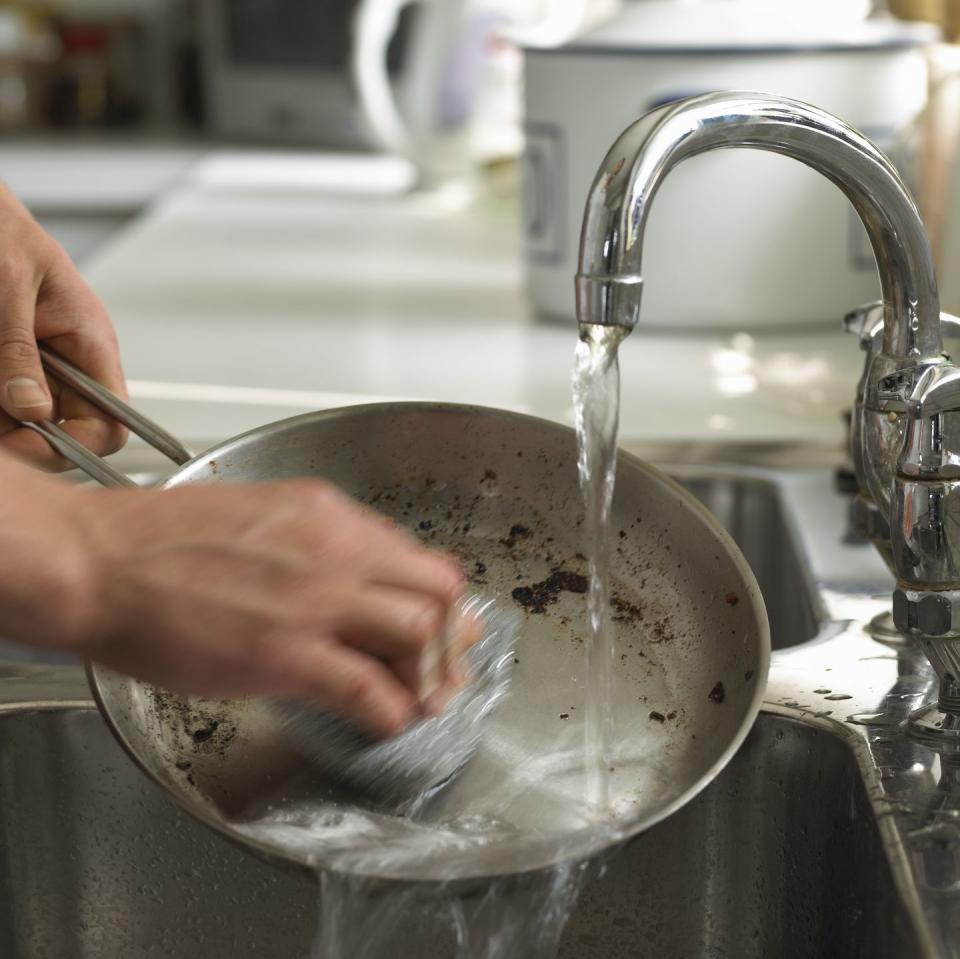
[0,183,127,468]
[35,475,469,738]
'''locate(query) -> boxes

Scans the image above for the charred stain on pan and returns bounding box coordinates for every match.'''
[191,721,219,744]
[145,685,239,762]
[610,594,644,624]
[500,523,531,549]
[610,593,677,644]
[511,570,588,614]
[649,708,679,724]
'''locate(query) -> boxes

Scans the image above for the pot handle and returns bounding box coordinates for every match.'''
[23,346,193,489]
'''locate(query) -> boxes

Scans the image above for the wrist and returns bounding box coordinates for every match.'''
[0,475,104,654]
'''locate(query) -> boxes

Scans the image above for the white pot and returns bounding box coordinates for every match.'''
[523,3,936,328]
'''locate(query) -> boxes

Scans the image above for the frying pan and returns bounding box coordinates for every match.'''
[32,347,769,882]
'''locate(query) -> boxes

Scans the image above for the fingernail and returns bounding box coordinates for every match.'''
[6,377,48,409]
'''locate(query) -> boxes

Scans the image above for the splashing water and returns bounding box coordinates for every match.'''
[313,860,597,959]
[572,324,629,811]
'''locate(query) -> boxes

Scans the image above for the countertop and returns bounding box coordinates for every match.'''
[0,138,203,214]
[78,153,868,458]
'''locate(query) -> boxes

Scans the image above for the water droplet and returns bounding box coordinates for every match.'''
[847,712,898,726]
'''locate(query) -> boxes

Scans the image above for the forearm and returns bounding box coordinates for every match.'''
[0,450,96,650]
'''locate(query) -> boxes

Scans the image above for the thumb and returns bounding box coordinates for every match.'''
[0,284,51,422]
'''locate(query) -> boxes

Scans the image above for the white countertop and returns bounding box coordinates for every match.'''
[81,156,866,456]
[0,139,203,213]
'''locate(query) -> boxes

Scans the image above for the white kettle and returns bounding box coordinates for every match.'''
[352,0,467,164]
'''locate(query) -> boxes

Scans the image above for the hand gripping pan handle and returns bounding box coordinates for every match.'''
[23,346,193,488]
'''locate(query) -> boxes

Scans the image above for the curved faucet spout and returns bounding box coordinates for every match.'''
[575,91,941,361]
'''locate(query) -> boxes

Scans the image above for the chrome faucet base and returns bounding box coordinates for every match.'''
[867,610,915,649]
[904,675,960,746]
[904,702,960,746]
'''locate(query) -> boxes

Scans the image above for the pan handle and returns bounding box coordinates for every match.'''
[23,346,193,488]
[24,420,138,488]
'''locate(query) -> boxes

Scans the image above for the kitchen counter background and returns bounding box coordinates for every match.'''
[0,139,202,263]
[71,151,867,458]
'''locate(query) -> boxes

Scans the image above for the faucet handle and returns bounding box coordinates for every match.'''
[843,301,884,350]
[899,359,960,419]
[884,359,960,483]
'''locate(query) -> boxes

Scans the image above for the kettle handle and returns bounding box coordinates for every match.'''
[351,0,457,161]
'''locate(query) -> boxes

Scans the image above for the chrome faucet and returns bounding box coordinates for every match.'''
[574,91,960,741]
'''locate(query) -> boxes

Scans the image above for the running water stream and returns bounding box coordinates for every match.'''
[305,325,629,958]
[572,323,628,812]
[313,861,596,959]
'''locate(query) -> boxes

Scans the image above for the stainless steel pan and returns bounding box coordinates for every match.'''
[32,348,770,882]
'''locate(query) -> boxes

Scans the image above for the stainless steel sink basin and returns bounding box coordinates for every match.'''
[0,705,920,959]
[672,471,820,650]
[563,713,918,959]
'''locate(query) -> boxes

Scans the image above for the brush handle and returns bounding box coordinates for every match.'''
[418,608,457,704]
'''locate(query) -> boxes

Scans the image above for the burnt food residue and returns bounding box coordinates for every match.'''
[512,570,588,614]
[708,681,726,704]
[500,523,531,549]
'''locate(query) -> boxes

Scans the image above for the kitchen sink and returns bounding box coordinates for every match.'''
[1,460,940,956]
[0,706,919,959]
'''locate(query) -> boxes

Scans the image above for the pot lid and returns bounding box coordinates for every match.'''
[544,2,939,55]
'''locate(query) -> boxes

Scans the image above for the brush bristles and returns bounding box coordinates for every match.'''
[273,596,519,809]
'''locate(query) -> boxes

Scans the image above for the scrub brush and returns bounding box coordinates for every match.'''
[273,595,518,809]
